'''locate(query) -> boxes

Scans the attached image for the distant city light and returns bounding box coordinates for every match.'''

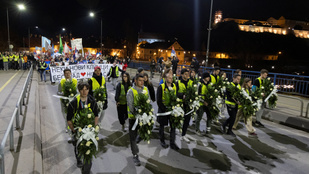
[227,65,231,68]
[278,51,282,54]
[35,26,38,29]
[90,12,95,17]
[62,28,65,31]
[272,66,275,69]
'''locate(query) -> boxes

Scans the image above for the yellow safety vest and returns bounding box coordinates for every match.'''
[60,78,78,92]
[178,79,193,102]
[225,82,241,105]
[91,77,106,91]
[257,77,263,88]
[3,56,9,62]
[9,55,14,61]
[127,86,149,119]
[210,75,219,84]
[69,94,93,129]
[200,83,208,106]
[110,66,119,77]
[161,83,176,106]
[119,84,131,105]
[14,55,19,61]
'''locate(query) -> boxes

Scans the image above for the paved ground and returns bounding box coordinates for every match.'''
[1,68,309,174]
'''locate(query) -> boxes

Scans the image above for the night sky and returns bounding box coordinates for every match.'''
[0,0,308,48]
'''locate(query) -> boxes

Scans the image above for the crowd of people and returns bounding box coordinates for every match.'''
[54,55,270,173]
[0,51,34,71]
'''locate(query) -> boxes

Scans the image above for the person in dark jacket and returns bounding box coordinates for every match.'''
[67,82,99,174]
[115,72,132,132]
[107,61,123,90]
[190,57,200,75]
[171,56,179,75]
[156,74,179,150]
[144,73,156,102]
[150,59,156,78]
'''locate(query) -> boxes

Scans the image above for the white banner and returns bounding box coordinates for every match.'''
[71,38,83,50]
[50,64,122,82]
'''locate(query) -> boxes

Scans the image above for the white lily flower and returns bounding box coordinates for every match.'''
[87,114,91,118]
[86,150,91,155]
[69,88,72,92]
[98,93,101,96]
[194,84,197,87]
[138,109,142,113]
[146,99,150,103]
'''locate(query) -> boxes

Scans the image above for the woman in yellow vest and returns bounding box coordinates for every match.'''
[232,78,257,137]
[115,72,132,132]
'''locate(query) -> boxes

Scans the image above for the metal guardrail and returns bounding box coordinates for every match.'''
[277,94,304,117]
[0,65,33,174]
[306,103,309,118]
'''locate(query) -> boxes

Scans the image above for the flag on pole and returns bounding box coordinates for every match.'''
[59,35,63,53]
[42,36,51,51]
[64,42,70,53]
[171,46,176,57]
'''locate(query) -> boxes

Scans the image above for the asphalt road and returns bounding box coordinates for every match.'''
[38,75,309,174]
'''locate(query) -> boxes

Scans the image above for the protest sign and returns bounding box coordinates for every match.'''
[49,64,122,82]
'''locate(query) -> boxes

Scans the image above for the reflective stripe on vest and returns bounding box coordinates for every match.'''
[127,86,148,119]
[161,83,176,106]
[119,84,131,105]
[225,82,241,105]
[14,55,19,61]
[91,77,106,91]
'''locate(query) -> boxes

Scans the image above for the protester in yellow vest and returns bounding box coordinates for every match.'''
[176,68,193,143]
[108,61,122,90]
[88,66,108,122]
[210,66,220,84]
[156,74,179,150]
[233,78,257,137]
[2,52,9,71]
[39,58,48,82]
[195,72,211,136]
[115,72,132,132]
[127,73,149,166]
[222,73,241,137]
[67,82,99,173]
[252,69,269,127]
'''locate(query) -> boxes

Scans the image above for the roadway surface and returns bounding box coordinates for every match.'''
[1,69,309,174]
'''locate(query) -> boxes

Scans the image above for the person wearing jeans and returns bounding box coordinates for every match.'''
[38,59,48,82]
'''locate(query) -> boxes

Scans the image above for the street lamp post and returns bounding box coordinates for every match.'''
[205,0,214,68]
[6,4,26,52]
[90,12,103,54]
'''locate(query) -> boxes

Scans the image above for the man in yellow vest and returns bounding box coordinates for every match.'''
[108,61,122,90]
[67,82,99,173]
[222,73,241,137]
[13,52,19,70]
[57,68,78,136]
[195,72,211,136]
[2,52,9,71]
[156,74,179,150]
[210,66,220,84]
[88,66,108,121]
[9,53,14,69]
[252,69,268,127]
[176,68,193,143]
[127,73,149,166]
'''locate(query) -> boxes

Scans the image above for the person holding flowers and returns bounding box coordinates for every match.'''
[195,72,211,136]
[222,73,241,137]
[88,66,108,122]
[176,68,194,143]
[211,66,221,84]
[127,73,150,166]
[115,72,132,132]
[156,74,180,150]
[57,68,78,140]
[67,82,99,174]
[252,69,268,127]
[232,78,257,137]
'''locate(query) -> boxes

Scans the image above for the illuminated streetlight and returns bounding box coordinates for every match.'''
[17,4,26,10]
[89,12,94,17]
[62,28,65,31]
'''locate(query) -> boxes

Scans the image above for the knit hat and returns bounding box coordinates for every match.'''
[94,66,101,71]
[202,72,210,79]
